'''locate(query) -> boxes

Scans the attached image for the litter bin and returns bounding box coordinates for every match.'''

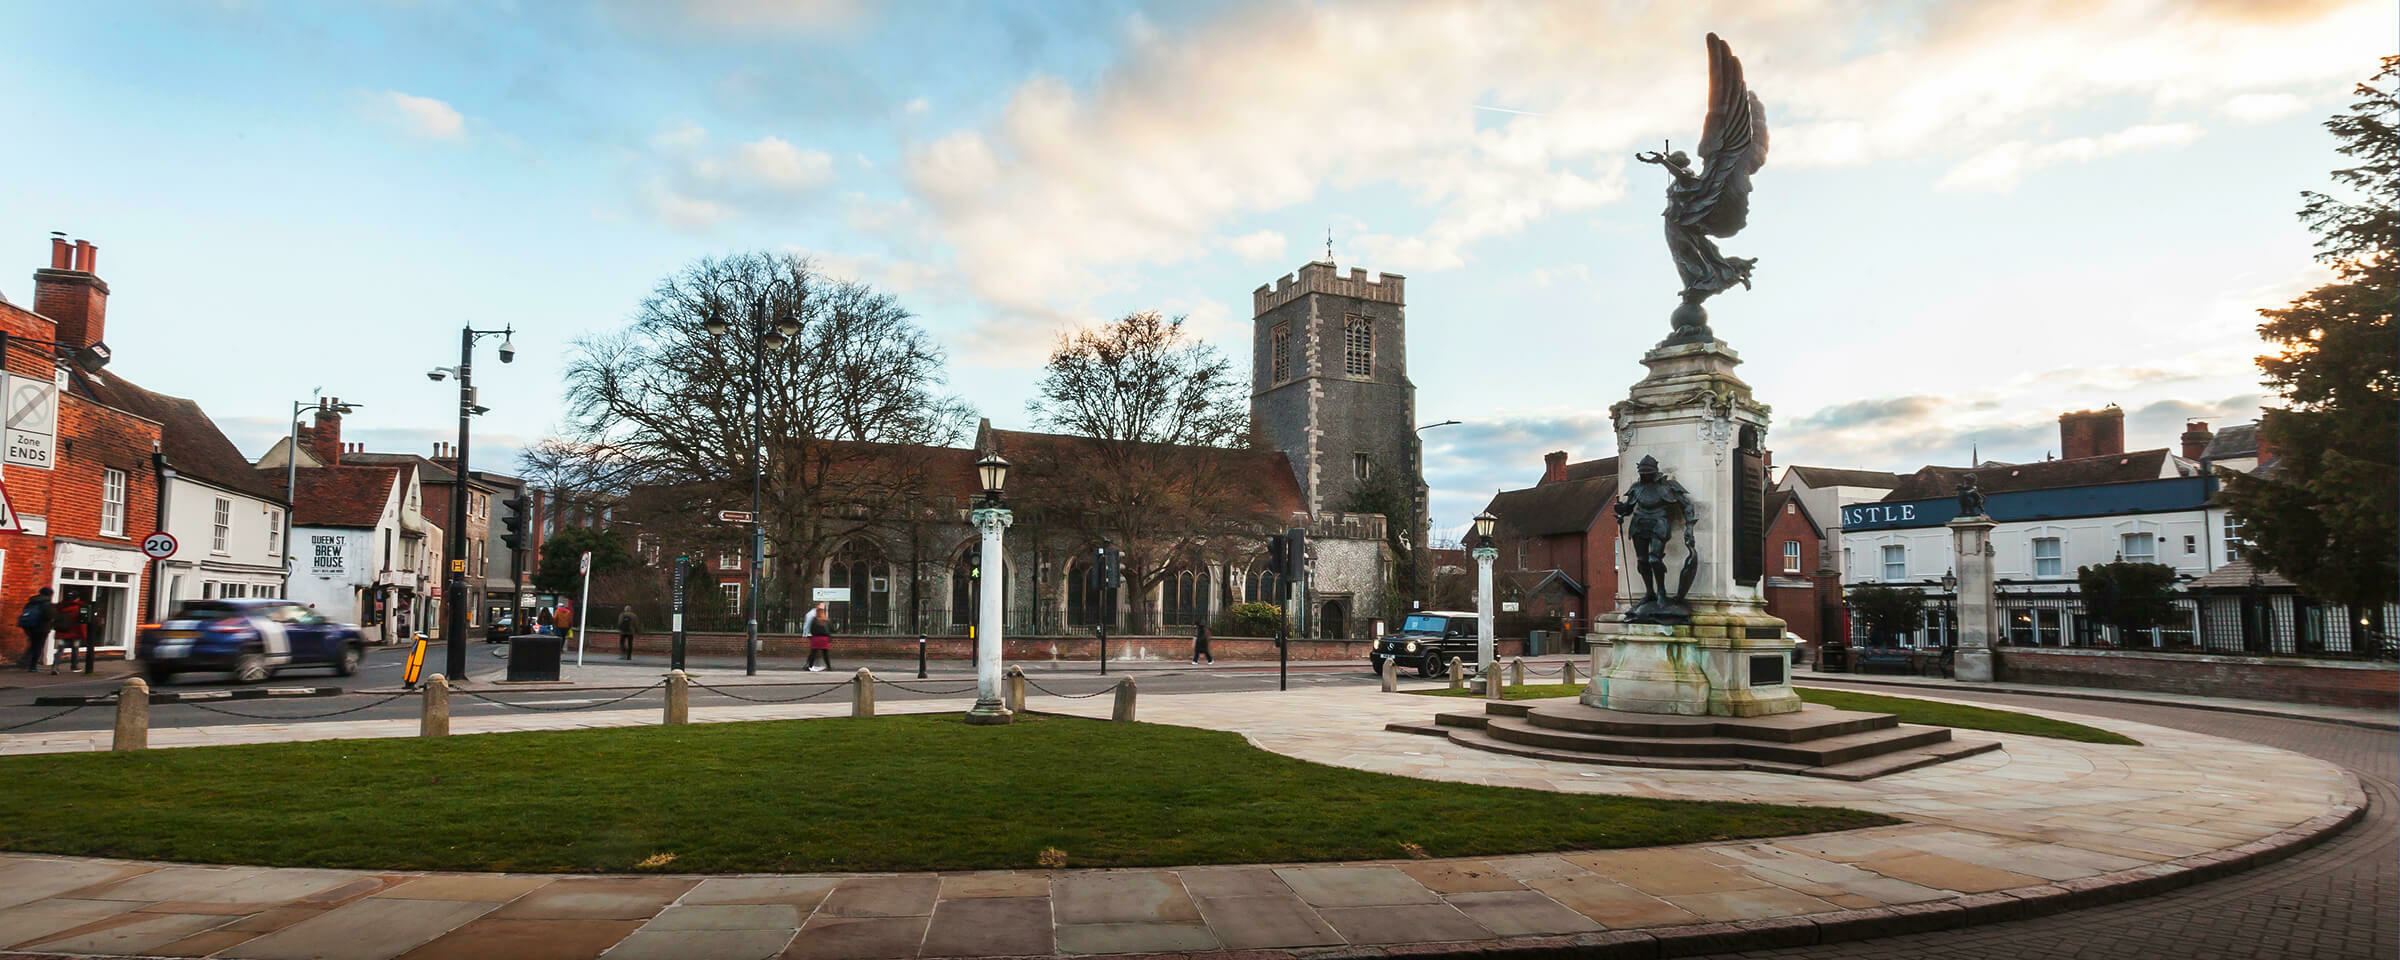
[1527,630,1554,656]
[506,634,564,682]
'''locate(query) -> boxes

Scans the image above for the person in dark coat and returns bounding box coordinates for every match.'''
[53,594,87,673]
[1190,622,1214,665]
[16,588,54,673]
[617,606,638,661]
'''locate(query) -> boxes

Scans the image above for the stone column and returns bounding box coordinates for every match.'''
[966,506,1015,725]
[1111,677,1137,722]
[112,677,149,751]
[1379,656,1398,692]
[1950,517,1999,682]
[852,668,876,717]
[1005,665,1027,713]
[1472,546,1497,671]
[664,670,690,724]
[421,674,450,737]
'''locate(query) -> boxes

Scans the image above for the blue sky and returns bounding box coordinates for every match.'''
[0,0,2389,539]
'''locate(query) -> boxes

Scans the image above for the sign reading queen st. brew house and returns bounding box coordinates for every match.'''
[311,535,346,577]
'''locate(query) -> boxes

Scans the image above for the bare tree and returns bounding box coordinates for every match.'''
[538,252,973,629]
[1021,312,1278,631]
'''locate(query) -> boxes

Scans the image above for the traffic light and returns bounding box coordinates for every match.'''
[500,495,531,551]
[1096,542,1122,589]
[1266,533,1288,576]
[1284,527,1307,572]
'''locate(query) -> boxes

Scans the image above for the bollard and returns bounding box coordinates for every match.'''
[1563,658,1579,686]
[1510,657,1525,687]
[1004,665,1026,714]
[1448,657,1465,690]
[1484,662,1504,700]
[853,668,876,717]
[916,635,928,679]
[112,677,149,751]
[1111,677,1137,723]
[1379,656,1398,693]
[665,670,690,725]
[421,674,450,737]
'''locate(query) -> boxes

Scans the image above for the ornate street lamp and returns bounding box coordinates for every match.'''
[1940,569,1959,648]
[1472,509,1499,674]
[708,276,800,676]
[966,454,1015,724]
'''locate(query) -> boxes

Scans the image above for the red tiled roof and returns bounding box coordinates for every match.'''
[986,428,1306,518]
[1488,473,1617,538]
[73,371,285,502]
[1882,449,2190,501]
[272,466,398,528]
[1784,465,1901,490]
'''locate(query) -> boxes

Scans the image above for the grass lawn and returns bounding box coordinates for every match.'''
[1415,685,2139,745]
[0,714,1893,874]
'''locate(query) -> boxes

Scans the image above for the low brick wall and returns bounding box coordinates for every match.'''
[608,632,1526,664]
[1994,646,2399,709]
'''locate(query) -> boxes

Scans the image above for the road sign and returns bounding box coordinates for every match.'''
[718,510,755,524]
[140,532,177,560]
[812,587,847,603]
[579,550,592,575]
[0,480,19,532]
[450,558,465,573]
[2,373,57,471]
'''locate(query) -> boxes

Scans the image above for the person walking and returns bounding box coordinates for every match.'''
[552,602,574,642]
[617,606,638,661]
[804,602,833,672]
[15,588,54,672]
[1191,621,1214,665]
[533,604,554,636]
[53,593,87,673]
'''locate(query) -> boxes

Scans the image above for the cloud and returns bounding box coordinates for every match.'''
[2222,92,2309,123]
[1224,230,1286,262]
[903,97,931,116]
[1937,123,2204,191]
[376,91,465,141]
[1529,263,1589,288]
[1418,410,1620,533]
[636,124,837,229]
[733,136,835,189]
[600,0,864,32]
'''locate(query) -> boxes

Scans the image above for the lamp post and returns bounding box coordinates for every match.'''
[429,326,515,681]
[965,454,1013,725]
[705,277,800,677]
[282,392,360,593]
[1472,509,1498,673]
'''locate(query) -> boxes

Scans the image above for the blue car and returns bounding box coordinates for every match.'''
[136,599,366,685]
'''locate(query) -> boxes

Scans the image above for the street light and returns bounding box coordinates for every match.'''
[708,275,800,676]
[439,325,516,682]
[1472,509,1498,674]
[1940,569,1959,648]
[966,453,1014,725]
[283,392,361,591]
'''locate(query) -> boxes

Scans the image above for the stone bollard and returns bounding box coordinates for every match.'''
[1484,662,1504,700]
[665,670,690,725]
[1379,656,1398,693]
[1111,677,1137,723]
[1510,657,1525,687]
[853,668,876,718]
[112,677,149,751]
[1562,658,1579,686]
[1004,665,1027,714]
[421,674,450,737]
[1448,657,1465,690]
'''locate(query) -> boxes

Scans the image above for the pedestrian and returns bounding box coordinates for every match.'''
[617,605,638,661]
[552,602,574,641]
[53,593,87,673]
[1191,621,1214,665]
[534,604,553,636]
[15,587,54,673]
[804,602,833,672]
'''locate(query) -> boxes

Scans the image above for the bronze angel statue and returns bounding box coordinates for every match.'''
[1637,33,1769,345]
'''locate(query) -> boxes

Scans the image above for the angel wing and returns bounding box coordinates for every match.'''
[1681,33,1770,239]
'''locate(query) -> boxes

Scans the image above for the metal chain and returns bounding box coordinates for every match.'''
[1024,678,1120,700]
[691,681,851,703]
[458,682,664,712]
[173,692,414,721]
[0,702,90,732]
[875,679,982,695]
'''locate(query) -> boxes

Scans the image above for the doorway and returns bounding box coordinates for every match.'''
[1320,600,1346,641]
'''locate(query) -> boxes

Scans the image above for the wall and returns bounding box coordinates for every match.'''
[628,631,1527,663]
[1996,646,2396,708]
[1846,506,2214,588]
[160,477,285,606]
[286,527,375,621]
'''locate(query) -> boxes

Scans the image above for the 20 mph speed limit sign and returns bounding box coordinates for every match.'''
[142,532,179,560]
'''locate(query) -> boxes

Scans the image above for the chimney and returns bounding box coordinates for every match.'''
[31,236,108,351]
[2057,406,2125,461]
[2254,415,2277,467]
[1540,451,1569,485]
[2180,420,2213,460]
[305,398,344,466]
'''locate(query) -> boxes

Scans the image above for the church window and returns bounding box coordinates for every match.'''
[1344,316,1373,376]
[1353,453,1371,482]
[1271,324,1290,382]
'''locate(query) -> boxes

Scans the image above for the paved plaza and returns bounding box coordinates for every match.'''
[0,681,2367,959]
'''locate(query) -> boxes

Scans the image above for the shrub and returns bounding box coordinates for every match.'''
[1215,602,1289,637]
[1846,585,1925,647]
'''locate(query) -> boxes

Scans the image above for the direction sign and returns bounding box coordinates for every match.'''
[141,532,178,560]
[718,510,756,524]
[0,479,18,532]
[811,587,848,603]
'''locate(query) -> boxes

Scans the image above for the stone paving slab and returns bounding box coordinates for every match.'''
[0,686,2370,959]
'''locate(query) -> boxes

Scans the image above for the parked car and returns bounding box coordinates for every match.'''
[136,599,366,685]
[1370,610,1485,678]
[484,614,516,643]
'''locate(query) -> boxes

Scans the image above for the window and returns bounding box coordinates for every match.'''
[1067,558,1107,627]
[1163,562,1205,626]
[2121,532,2156,564]
[719,582,742,611]
[1880,545,1905,581]
[1781,540,1801,573]
[268,510,282,557]
[2183,534,2198,556]
[827,543,892,628]
[101,469,127,537]
[720,551,741,571]
[1353,453,1372,482]
[2009,607,2067,646]
[1242,560,1284,606]
[1343,316,1373,376]
[1270,323,1290,382]
[1785,501,1796,515]
[2222,514,2246,562]
[211,497,231,553]
[2032,537,2063,577]
[1842,547,1852,576]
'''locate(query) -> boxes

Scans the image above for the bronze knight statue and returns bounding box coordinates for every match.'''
[1616,456,1700,622]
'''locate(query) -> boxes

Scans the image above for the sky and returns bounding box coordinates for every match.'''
[0,0,2389,540]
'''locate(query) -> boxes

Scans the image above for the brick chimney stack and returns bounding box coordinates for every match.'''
[2180,421,2213,460]
[2058,406,2125,461]
[1540,451,1569,485]
[304,398,344,466]
[31,236,108,351]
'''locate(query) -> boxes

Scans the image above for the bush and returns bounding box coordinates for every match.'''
[2077,562,2179,640]
[1846,585,1924,647]
[1215,602,1289,638]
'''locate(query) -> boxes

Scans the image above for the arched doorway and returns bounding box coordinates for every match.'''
[1320,600,1346,640]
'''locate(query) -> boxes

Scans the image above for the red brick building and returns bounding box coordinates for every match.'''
[1482,451,1622,632]
[1763,488,1841,647]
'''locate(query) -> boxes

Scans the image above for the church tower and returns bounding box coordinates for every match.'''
[1249,261,1426,536]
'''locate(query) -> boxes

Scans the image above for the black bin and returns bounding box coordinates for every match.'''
[506,634,564,682]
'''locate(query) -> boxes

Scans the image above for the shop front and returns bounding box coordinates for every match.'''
[53,540,147,659]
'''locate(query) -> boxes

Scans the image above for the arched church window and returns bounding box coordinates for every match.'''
[1344,316,1373,376]
[949,547,1009,628]
[826,542,891,628]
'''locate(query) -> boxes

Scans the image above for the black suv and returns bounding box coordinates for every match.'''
[1370,611,1485,677]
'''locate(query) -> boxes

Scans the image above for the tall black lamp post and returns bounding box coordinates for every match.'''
[1939,569,1958,648]
[705,276,800,676]
[428,325,514,681]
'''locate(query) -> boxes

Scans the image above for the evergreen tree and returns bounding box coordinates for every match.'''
[2221,57,2399,630]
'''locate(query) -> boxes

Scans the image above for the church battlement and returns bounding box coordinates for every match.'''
[1252,260,1405,316]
